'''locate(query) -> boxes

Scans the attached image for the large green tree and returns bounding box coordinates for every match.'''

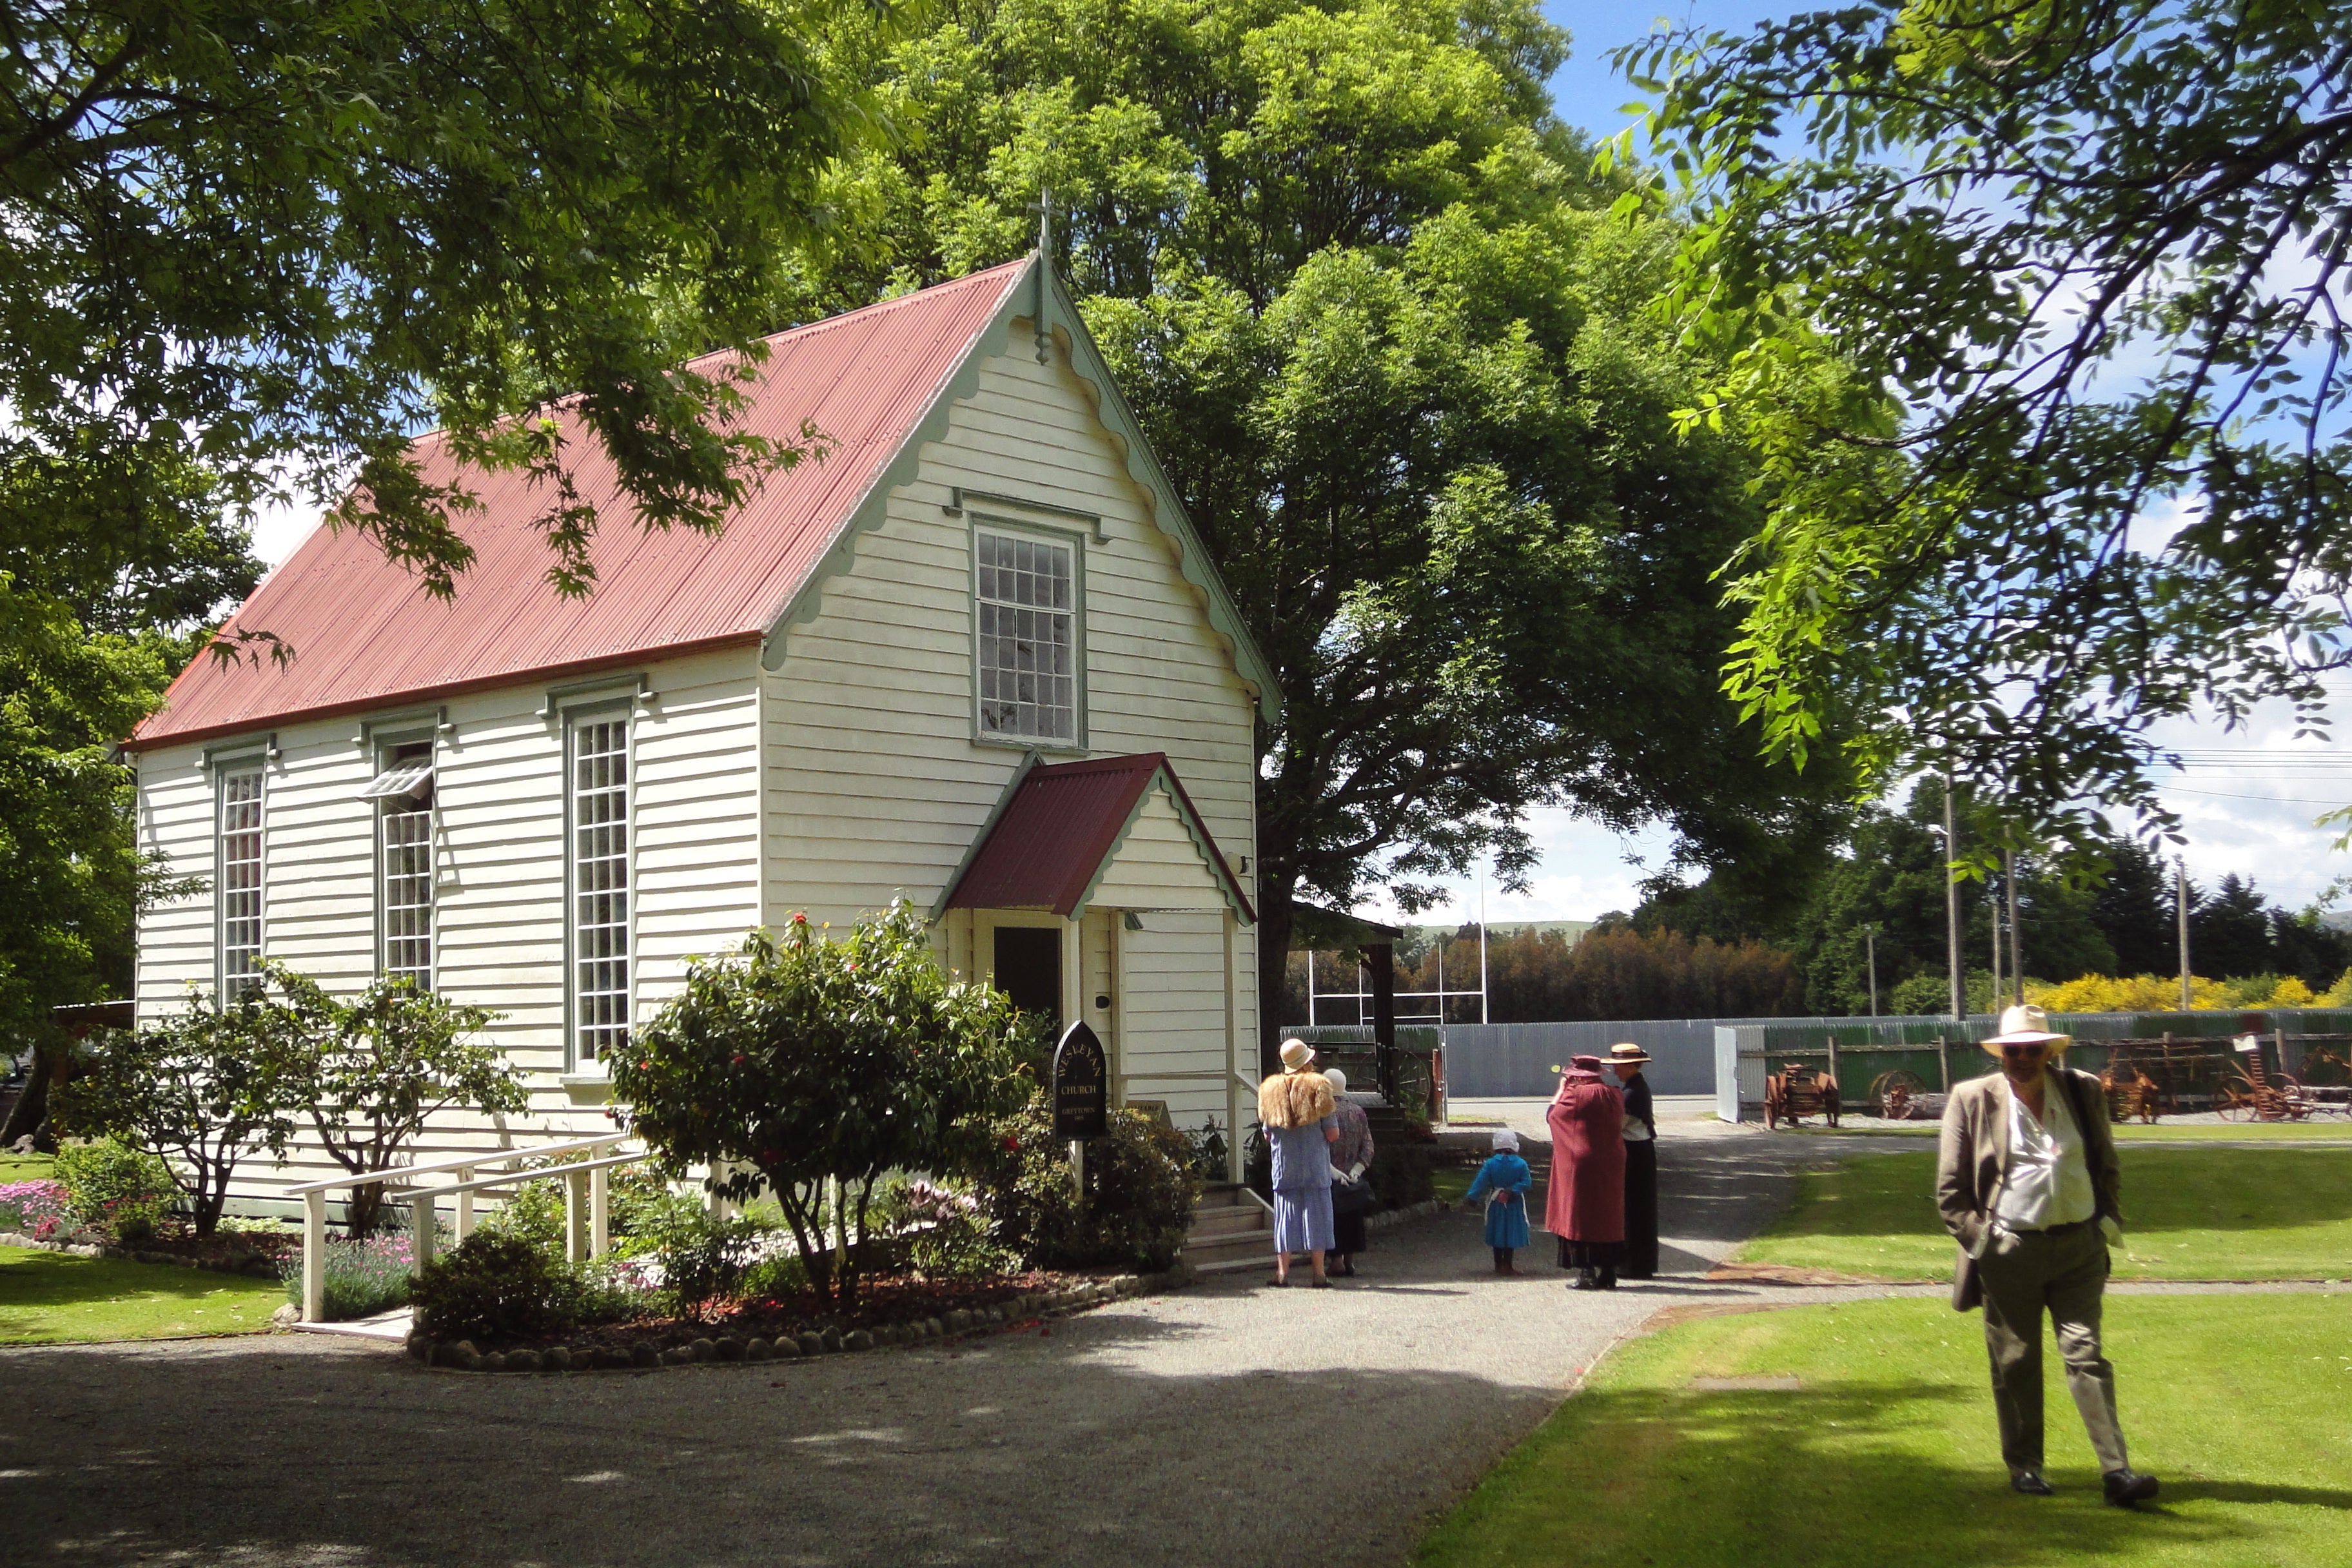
[783,0,1854,1063]
[1626,0,2352,839]
[2,0,876,1107]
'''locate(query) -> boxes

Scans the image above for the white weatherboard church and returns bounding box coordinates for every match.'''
[125,255,1274,1213]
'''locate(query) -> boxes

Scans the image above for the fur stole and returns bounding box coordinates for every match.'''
[1258,1068,1336,1129]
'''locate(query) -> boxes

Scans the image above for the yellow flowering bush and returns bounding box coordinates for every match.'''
[2027,974,2335,1012]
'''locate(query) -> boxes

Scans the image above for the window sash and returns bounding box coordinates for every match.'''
[975,529,1077,741]
[382,804,433,990]
[218,767,264,994]
[570,717,631,1065]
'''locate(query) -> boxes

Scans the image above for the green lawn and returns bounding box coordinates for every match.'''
[1784,1119,2352,1142]
[1736,1149,2352,1280]
[0,1152,57,1183]
[0,1244,284,1343]
[1417,1294,2352,1568]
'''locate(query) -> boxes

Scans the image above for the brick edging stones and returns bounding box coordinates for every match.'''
[407,1266,1188,1373]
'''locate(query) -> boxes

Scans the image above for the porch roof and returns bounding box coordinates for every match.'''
[941,752,1255,923]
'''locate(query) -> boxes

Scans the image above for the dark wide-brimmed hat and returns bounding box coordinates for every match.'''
[1608,1043,1652,1066]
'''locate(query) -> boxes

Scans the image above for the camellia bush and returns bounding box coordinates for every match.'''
[612,900,1031,1310]
[54,1137,176,1244]
[965,1094,1197,1274]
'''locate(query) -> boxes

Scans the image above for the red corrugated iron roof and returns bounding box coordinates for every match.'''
[128,260,1032,749]
[943,752,1254,922]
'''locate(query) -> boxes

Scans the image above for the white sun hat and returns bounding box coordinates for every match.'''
[1982,1003,2071,1055]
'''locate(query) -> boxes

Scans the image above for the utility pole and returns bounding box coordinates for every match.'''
[1990,892,2003,1012]
[1477,863,1490,1025]
[2177,856,2193,1012]
[2006,848,2023,1007]
[1945,773,1965,1022]
[1865,925,1879,1017]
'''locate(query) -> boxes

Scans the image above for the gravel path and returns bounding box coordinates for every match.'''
[0,1112,2331,1568]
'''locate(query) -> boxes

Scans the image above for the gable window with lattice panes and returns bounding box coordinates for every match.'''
[975,528,1079,743]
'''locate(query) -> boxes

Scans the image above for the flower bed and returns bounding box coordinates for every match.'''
[0,1180,73,1242]
[282,1232,417,1320]
[409,1265,1179,1372]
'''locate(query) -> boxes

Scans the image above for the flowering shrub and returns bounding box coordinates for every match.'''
[280,1232,418,1321]
[965,1091,1197,1272]
[613,901,1030,1309]
[55,1138,176,1243]
[0,1180,74,1242]
[2021,973,2337,1012]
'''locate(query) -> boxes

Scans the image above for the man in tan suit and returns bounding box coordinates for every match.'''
[1937,1004,2159,1505]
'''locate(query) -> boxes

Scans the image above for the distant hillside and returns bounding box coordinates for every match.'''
[1402,919,1596,946]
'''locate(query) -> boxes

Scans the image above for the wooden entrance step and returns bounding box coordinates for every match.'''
[1184,1182,1274,1275]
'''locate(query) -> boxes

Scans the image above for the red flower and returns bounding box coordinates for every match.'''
[731,1054,747,1065]
[1001,1134,1020,1152]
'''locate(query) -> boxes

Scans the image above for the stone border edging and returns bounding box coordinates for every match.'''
[406,1263,1193,1374]
[0,1230,282,1278]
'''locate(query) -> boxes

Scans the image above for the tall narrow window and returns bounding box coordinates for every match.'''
[218,765,264,994]
[975,529,1077,741]
[571,717,631,1065]
[365,742,435,991]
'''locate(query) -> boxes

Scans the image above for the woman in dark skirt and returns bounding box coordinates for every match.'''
[1609,1043,1660,1279]
[1324,1069,1376,1275]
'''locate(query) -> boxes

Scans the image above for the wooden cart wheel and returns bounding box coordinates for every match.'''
[2211,1077,2253,1121]
[1872,1070,1925,1121]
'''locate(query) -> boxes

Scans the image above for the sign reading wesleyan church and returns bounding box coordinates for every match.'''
[1052,1021,1108,1140]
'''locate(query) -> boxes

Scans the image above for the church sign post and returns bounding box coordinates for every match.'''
[1052,1020,1108,1199]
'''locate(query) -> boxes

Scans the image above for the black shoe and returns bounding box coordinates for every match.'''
[1569,1268,1601,1291]
[2103,1469,2159,1506]
[2011,1471,2055,1496]
[1595,1269,1619,1289]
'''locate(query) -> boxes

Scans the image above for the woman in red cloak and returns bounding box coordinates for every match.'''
[1545,1054,1627,1289]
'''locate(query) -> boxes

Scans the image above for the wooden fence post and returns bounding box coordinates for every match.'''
[301,1190,326,1324]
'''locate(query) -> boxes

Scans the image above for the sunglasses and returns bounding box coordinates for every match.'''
[2001,1044,2046,1057]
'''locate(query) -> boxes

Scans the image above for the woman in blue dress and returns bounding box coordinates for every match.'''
[1257,1037,1340,1286]
[1464,1129,1533,1274]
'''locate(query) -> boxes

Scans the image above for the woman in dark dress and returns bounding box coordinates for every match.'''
[1609,1043,1659,1279]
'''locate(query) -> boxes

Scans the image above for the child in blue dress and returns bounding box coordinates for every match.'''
[1464,1129,1532,1275]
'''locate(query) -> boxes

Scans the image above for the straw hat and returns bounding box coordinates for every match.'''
[1279,1037,1317,1070]
[1983,1003,2070,1055]
[1324,1067,1349,1094]
[1608,1043,1653,1066]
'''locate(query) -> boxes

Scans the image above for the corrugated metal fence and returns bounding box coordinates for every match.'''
[1288,1008,2352,1115]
